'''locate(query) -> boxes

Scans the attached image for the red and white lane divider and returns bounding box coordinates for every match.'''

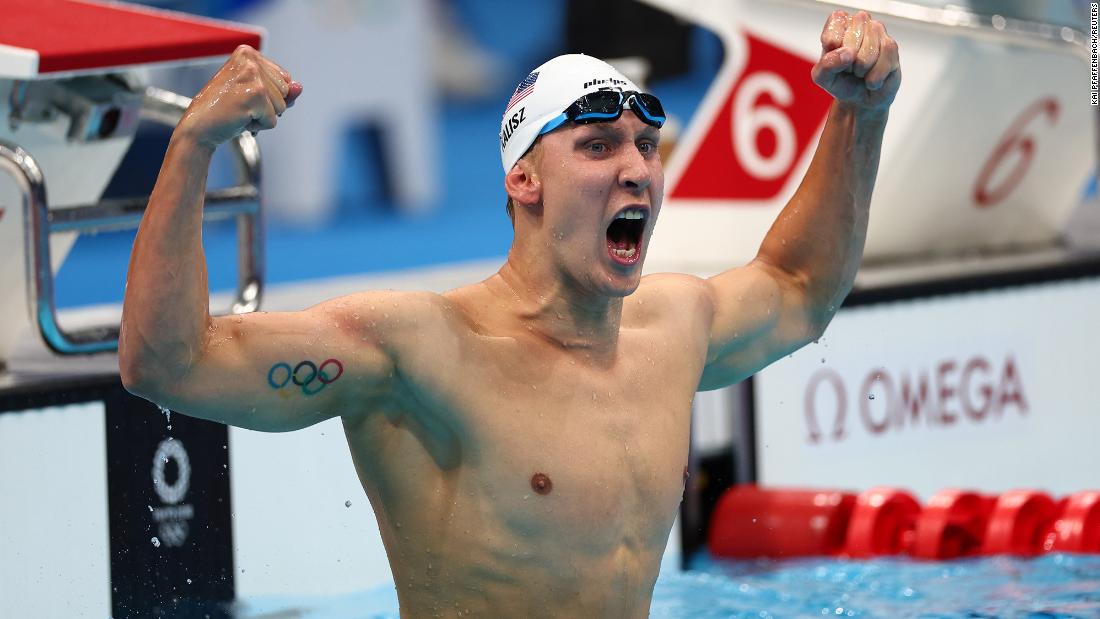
[708,485,1100,559]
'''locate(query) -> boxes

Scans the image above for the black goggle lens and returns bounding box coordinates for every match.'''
[569,90,665,128]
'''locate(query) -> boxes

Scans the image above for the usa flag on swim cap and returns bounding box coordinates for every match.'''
[505,71,539,112]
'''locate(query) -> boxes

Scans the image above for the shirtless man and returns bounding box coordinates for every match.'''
[120,10,899,617]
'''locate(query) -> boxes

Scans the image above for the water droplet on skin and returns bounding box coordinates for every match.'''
[186,578,192,584]
[345,500,352,507]
[151,537,161,548]
[147,505,153,512]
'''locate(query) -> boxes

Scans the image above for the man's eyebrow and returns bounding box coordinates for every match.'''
[573,123,660,142]
[576,123,626,140]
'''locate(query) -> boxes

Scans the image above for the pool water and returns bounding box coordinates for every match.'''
[237,553,1100,618]
[656,553,1100,618]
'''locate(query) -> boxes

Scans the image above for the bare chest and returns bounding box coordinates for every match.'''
[442,339,699,550]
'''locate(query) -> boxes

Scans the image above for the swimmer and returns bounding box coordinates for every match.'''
[120,10,899,617]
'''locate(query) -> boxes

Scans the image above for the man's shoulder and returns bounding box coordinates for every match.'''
[311,289,461,335]
[635,272,712,304]
[318,289,448,313]
[626,272,714,326]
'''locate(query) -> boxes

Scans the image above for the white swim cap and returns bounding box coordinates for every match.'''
[499,54,641,172]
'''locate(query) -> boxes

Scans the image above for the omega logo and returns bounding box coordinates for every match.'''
[804,354,1029,444]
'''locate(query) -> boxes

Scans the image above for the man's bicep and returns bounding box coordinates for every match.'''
[700,260,821,390]
[163,299,396,432]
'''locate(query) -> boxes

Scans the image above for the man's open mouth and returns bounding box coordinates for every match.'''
[606,207,647,266]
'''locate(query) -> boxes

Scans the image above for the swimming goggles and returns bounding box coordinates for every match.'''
[539,90,666,135]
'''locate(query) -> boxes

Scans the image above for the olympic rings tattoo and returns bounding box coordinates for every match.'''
[267,359,344,396]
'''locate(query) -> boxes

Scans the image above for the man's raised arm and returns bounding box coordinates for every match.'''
[120,46,399,431]
[699,10,901,389]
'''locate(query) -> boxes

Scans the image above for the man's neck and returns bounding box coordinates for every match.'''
[488,254,623,356]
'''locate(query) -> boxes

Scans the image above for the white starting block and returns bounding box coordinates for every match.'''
[642,0,1096,274]
[0,0,266,367]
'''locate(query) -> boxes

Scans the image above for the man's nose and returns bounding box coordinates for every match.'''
[619,148,651,194]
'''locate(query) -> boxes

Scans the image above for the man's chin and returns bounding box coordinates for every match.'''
[600,269,643,298]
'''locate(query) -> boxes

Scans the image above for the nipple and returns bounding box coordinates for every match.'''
[530,472,553,495]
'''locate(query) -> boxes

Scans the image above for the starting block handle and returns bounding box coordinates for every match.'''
[0,86,264,355]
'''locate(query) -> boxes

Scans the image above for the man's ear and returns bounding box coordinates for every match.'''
[504,155,541,211]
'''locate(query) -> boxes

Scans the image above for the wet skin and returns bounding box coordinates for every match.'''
[122,19,899,614]
[337,274,707,617]
[330,114,708,616]
[126,106,881,616]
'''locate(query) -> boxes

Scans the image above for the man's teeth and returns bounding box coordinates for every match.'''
[614,208,646,220]
[612,247,637,258]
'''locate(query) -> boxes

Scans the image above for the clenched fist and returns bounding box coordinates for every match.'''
[177,45,303,151]
[812,11,900,111]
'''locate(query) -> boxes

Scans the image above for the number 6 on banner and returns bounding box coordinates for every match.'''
[668,33,833,201]
[973,98,1059,208]
[733,72,797,180]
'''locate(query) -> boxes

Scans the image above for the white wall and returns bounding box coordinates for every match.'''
[0,403,112,618]
[755,277,1100,499]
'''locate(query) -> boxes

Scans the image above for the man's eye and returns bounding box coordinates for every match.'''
[586,141,609,154]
